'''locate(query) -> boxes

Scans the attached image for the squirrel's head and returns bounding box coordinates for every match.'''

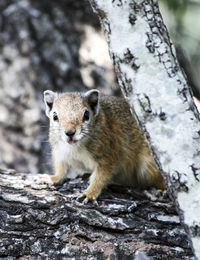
[43,89,100,145]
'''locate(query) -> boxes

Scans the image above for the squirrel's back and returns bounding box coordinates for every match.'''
[86,95,164,189]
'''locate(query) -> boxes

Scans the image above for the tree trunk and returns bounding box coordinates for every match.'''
[88,0,200,258]
[0,168,194,259]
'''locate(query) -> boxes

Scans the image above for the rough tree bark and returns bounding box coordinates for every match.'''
[0,169,194,259]
[0,0,199,259]
[0,0,115,175]
[88,0,200,258]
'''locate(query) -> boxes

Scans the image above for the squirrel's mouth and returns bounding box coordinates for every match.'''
[67,138,77,145]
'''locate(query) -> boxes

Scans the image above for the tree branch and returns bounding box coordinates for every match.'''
[0,169,193,258]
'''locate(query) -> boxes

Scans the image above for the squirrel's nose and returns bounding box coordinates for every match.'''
[65,130,76,137]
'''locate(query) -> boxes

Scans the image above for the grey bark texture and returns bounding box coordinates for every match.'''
[88,0,200,258]
[0,169,194,259]
[0,0,199,259]
[0,0,116,175]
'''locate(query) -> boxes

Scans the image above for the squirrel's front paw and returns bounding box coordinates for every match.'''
[35,174,54,185]
[76,190,99,206]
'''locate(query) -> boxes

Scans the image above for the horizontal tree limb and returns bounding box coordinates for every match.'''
[0,169,194,259]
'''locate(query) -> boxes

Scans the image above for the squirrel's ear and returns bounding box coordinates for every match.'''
[43,90,56,117]
[84,89,100,115]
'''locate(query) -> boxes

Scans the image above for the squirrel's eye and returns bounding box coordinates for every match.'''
[83,109,90,121]
[53,112,58,121]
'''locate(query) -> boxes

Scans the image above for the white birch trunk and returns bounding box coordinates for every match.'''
[89,0,200,258]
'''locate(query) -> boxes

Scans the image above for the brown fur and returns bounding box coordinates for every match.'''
[39,90,165,201]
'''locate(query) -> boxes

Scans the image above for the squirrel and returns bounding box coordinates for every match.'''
[38,89,165,203]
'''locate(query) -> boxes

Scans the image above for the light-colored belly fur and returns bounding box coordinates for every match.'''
[53,141,96,177]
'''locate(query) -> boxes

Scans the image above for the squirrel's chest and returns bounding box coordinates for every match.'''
[53,141,96,172]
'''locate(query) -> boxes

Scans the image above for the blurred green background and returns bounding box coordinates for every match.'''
[160,0,200,98]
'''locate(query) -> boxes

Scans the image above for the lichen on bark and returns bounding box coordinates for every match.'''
[89,0,200,258]
[0,169,194,259]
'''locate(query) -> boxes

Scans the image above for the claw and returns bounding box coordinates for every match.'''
[76,193,86,203]
[83,197,89,204]
[76,193,99,206]
[91,198,99,207]
[35,174,53,185]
